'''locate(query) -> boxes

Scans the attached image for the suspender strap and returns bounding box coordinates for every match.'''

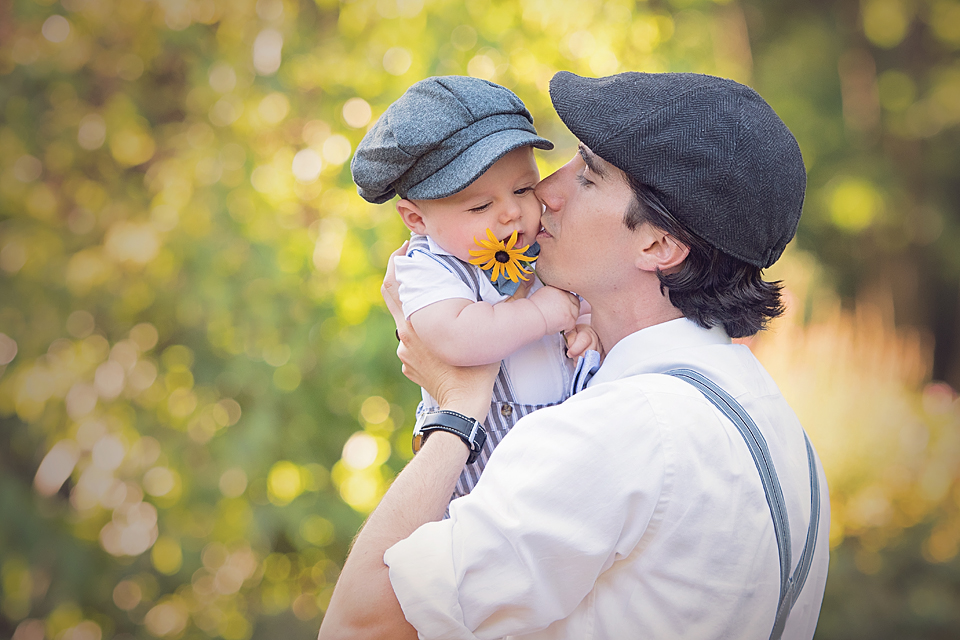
[406,235,483,301]
[771,431,821,639]
[665,369,820,640]
[406,235,516,403]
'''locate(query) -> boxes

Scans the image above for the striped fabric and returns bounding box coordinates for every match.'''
[406,235,564,508]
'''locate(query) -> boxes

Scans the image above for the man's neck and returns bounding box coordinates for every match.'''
[587,293,685,356]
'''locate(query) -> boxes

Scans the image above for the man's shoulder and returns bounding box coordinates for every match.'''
[518,373,711,440]
[572,371,709,407]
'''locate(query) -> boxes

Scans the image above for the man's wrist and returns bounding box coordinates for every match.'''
[419,429,472,462]
[436,398,488,424]
[412,409,486,463]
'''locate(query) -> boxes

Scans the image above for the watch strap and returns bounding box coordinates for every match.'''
[414,410,486,464]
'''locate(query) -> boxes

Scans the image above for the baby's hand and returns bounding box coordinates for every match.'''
[529,286,579,335]
[564,324,602,359]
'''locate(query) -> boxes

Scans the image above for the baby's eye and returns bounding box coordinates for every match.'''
[468,203,491,213]
[514,186,534,196]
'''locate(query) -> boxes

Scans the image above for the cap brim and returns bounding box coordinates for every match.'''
[405,129,553,201]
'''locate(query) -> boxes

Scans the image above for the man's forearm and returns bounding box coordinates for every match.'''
[318,432,470,640]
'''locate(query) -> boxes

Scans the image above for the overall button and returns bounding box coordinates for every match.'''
[500,405,513,417]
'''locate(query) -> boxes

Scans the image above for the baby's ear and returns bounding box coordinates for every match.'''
[396,199,428,235]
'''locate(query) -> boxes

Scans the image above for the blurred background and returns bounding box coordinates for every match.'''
[1,0,959,638]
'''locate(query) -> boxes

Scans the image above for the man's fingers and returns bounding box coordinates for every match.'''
[381,241,409,326]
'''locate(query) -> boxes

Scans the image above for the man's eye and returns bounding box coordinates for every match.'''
[577,173,594,187]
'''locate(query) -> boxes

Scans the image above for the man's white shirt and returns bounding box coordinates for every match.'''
[384,317,830,639]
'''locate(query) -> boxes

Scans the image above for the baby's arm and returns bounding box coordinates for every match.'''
[410,286,580,367]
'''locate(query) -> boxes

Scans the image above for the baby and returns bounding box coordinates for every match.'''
[351,76,597,504]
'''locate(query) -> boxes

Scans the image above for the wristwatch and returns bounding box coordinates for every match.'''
[412,409,486,464]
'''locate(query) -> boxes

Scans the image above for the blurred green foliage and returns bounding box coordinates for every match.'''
[0,0,958,639]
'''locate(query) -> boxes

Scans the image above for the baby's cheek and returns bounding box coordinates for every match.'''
[525,203,543,231]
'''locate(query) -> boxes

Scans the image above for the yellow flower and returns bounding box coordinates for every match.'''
[468,229,537,283]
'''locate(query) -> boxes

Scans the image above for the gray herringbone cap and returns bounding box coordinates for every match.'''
[352,76,553,204]
[550,71,805,268]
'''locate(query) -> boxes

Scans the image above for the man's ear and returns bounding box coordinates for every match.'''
[396,199,428,235]
[634,224,690,273]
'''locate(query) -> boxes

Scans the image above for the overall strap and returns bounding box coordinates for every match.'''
[407,235,516,403]
[406,235,482,301]
[664,369,820,640]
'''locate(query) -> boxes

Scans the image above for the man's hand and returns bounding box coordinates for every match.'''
[529,285,580,335]
[564,323,602,360]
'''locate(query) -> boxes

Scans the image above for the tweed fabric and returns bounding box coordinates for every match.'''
[352,76,553,204]
[550,71,805,268]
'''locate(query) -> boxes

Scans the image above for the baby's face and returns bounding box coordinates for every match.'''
[412,147,543,262]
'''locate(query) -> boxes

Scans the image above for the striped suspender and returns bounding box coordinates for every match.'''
[406,235,483,300]
[407,235,521,500]
[406,235,519,402]
[665,369,821,640]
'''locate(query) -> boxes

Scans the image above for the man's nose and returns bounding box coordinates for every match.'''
[535,171,562,212]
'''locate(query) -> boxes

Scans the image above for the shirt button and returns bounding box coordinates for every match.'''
[500,405,513,417]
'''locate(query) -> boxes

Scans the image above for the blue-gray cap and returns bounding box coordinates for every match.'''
[550,71,805,268]
[351,76,553,204]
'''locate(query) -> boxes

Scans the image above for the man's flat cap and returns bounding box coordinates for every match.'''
[352,76,553,204]
[550,71,805,268]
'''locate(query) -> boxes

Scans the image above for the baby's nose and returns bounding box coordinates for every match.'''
[501,199,522,222]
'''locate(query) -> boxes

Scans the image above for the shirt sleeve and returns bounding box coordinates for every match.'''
[395,249,478,319]
[384,380,669,639]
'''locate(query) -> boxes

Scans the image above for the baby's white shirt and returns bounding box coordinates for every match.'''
[394,234,574,406]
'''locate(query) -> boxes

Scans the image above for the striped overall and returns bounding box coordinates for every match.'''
[405,235,568,503]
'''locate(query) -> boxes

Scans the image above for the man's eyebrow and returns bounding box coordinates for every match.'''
[578,144,607,179]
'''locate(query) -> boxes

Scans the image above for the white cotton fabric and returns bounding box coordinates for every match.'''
[394,234,573,407]
[385,318,830,640]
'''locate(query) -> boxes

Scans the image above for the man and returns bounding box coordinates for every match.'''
[319,71,830,640]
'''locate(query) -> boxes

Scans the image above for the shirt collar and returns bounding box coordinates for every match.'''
[423,234,453,257]
[587,318,731,388]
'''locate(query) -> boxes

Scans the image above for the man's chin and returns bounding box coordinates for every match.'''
[533,258,557,287]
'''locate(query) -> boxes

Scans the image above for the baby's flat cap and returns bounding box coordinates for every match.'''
[550,71,805,268]
[352,76,553,204]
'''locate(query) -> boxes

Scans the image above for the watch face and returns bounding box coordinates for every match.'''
[411,432,424,454]
[411,413,426,454]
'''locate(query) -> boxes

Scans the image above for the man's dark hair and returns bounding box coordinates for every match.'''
[624,177,785,339]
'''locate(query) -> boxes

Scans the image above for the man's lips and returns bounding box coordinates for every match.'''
[537,224,553,239]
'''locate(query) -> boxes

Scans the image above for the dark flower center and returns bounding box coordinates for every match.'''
[495,251,510,263]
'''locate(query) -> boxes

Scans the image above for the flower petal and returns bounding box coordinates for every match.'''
[505,261,521,282]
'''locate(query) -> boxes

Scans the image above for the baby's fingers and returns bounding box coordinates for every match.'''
[565,330,593,359]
